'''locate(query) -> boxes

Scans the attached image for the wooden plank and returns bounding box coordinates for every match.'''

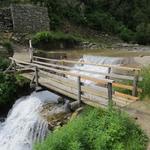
[33,60,135,81]
[77,76,81,106]
[114,91,139,101]
[39,71,109,98]
[33,56,141,71]
[10,57,113,84]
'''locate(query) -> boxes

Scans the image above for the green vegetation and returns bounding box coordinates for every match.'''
[0,57,10,71]
[32,31,82,50]
[0,73,30,110]
[35,107,148,150]
[2,41,14,56]
[1,0,150,44]
[139,66,150,98]
[29,0,150,45]
[0,57,30,114]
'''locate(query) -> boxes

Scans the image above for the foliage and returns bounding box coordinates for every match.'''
[1,0,150,44]
[139,66,150,98]
[2,41,14,56]
[135,23,150,45]
[32,31,82,50]
[35,107,148,150]
[0,57,10,71]
[0,57,30,110]
[0,73,30,109]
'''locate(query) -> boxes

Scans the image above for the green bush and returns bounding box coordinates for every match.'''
[0,57,10,71]
[32,31,82,50]
[139,66,150,98]
[2,41,14,56]
[35,108,148,150]
[119,27,135,42]
[0,73,30,108]
[135,23,150,45]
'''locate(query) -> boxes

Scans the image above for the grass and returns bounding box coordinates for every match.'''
[35,107,148,150]
[139,66,150,99]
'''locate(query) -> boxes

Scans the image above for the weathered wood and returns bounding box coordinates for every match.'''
[10,57,114,84]
[132,73,139,96]
[33,60,135,81]
[35,67,39,87]
[108,82,113,106]
[33,56,141,71]
[10,57,141,107]
[114,91,139,101]
[77,76,81,106]
[40,70,109,98]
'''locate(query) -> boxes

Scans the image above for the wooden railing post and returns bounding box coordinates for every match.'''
[35,66,39,87]
[108,82,113,107]
[29,40,33,63]
[132,71,139,96]
[77,76,81,107]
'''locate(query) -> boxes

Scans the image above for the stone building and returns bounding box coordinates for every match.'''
[0,4,50,33]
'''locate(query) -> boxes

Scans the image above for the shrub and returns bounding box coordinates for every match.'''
[32,31,82,50]
[35,107,148,150]
[0,57,10,71]
[119,27,135,42]
[2,41,14,56]
[135,23,150,45]
[139,66,150,98]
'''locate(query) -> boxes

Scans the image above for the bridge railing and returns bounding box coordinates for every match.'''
[32,56,142,99]
[9,57,142,107]
[9,57,117,108]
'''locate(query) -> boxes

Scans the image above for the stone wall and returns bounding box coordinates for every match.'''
[0,4,50,33]
[0,8,13,32]
[11,4,50,33]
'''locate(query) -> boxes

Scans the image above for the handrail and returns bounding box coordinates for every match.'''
[33,56,141,71]
[10,57,114,84]
[33,60,135,81]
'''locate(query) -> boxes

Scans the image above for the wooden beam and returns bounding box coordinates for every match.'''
[33,56,141,71]
[33,60,135,81]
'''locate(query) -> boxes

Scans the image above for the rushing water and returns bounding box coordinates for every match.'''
[0,91,60,150]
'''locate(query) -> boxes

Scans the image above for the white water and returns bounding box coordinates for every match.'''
[0,91,60,150]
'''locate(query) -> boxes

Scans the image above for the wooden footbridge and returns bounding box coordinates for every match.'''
[6,56,142,108]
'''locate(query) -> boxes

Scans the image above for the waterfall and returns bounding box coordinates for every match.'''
[0,91,60,150]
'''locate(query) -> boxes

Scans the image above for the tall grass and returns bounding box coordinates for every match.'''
[139,66,150,99]
[35,107,148,150]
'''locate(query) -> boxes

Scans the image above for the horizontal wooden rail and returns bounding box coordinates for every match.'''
[10,57,142,101]
[10,57,114,85]
[33,60,135,81]
[33,56,141,71]
[10,57,142,92]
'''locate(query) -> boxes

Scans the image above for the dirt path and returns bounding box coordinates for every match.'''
[124,101,150,149]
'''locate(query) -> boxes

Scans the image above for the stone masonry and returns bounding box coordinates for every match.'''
[0,4,50,33]
[0,8,13,32]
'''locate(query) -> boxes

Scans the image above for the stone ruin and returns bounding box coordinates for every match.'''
[0,4,50,33]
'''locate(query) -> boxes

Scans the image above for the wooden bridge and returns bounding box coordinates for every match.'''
[6,56,142,108]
